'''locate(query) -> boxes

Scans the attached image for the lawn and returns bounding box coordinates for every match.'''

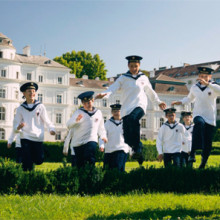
[0,193,219,219]
[35,155,220,172]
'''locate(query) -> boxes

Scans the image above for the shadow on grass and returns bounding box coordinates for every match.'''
[87,208,219,220]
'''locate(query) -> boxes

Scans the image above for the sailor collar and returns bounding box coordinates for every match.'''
[164,121,179,129]
[80,107,98,117]
[21,100,41,112]
[123,71,145,80]
[109,117,122,126]
[196,81,217,92]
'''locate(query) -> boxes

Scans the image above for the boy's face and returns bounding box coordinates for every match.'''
[183,115,192,125]
[112,109,120,118]
[198,73,212,84]
[128,62,140,75]
[166,112,176,123]
[82,98,94,110]
[23,88,36,100]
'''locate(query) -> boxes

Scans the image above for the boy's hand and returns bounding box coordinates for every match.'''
[99,147,104,152]
[76,114,83,122]
[197,78,209,86]
[159,102,166,110]
[17,122,25,130]
[63,152,68,156]
[157,154,163,162]
[7,143,12,149]
[102,138,108,143]
[95,93,107,99]
[171,101,182,105]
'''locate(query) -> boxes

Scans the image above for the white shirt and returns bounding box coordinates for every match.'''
[102,72,162,117]
[8,130,21,148]
[63,129,75,155]
[156,121,191,154]
[181,124,194,153]
[13,101,55,142]
[66,107,107,147]
[99,117,130,153]
[181,82,220,126]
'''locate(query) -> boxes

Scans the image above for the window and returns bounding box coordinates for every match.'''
[57,95,62,104]
[55,131,61,140]
[56,113,62,124]
[0,52,3,58]
[0,89,6,98]
[74,97,78,105]
[217,110,220,116]
[38,94,43,103]
[217,98,220,104]
[15,90,19,99]
[0,128,5,140]
[0,107,5,120]
[1,70,6,77]
[116,100,120,104]
[167,86,175,92]
[58,77,62,84]
[215,78,220,84]
[38,75,43,82]
[141,119,146,128]
[104,116,107,123]
[27,73,32,80]
[102,99,107,107]
[141,134,146,140]
[160,118,164,127]
[16,72,19,79]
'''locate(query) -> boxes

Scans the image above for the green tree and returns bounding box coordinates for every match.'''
[53,51,107,80]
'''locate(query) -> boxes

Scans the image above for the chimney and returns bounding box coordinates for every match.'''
[69,73,76,78]
[170,65,173,69]
[149,70,155,78]
[82,75,88,79]
[95,77,99,81]
[23,46,31,56]
[183,63,190,67]
[109,77,114,82]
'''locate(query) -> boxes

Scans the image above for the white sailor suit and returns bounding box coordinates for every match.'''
[181,81,220,165]
[181,124,194,166]
[102,71,162,153]
[66,107,107,168]
[13,100,55,171]
[156,121,191,167]
[99,117,130,172]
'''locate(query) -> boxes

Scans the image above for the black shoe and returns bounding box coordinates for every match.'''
[199,163,206,169]
[132,152,144,165]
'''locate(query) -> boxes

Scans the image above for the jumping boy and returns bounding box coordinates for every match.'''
[172,66,220,168]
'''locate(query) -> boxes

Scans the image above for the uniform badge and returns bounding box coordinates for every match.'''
[141,82,144,85]
[176,129,178,132]
[208,92,211,96]
[95,118,99,122]
[36,112,39,116]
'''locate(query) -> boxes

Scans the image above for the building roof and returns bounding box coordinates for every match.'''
[70,74,189,95]
[0,33,15,49]
[14,54,70,69]
[154,61,220,78]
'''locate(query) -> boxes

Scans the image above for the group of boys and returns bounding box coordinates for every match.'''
[8,56,220,171]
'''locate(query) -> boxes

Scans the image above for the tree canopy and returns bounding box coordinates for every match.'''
[53,51,107,80]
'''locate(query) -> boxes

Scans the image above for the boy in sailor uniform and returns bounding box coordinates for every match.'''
[156,108,191,168]
[180,111,194,167]
[99,104,130,172]
[7,131,22,163]
[63,129,76,167]
[95,55,166,164]
[172,66,220,168]
[13,82,56,171]
[66,91,107,168]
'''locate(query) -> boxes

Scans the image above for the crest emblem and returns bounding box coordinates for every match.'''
[36,112,39,116]
[176,129,178,132]
[208,92,211,96]
[95,118,99,122]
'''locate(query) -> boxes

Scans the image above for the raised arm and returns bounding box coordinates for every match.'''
[156,126,164,161]
[66,110,83,129]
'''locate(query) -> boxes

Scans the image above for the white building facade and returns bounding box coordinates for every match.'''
[0,33,190,141]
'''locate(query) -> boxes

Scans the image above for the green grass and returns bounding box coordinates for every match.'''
[35,155,220,172]
[0,193,219,219]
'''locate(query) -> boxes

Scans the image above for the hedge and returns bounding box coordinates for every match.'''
[1,140,220,163]
[0,158,220,195]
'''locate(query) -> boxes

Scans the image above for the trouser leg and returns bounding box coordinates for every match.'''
[173,153,181,167]
[163,153,172,168]
[21,139,33,171]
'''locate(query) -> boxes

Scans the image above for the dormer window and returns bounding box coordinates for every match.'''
[167,86,175,92]
[44,60,51,64]
[76,81,84,87]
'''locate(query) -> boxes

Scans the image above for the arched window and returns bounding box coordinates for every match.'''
[0,107,5,120]
[0,128,5,139]
[159,118,164,127]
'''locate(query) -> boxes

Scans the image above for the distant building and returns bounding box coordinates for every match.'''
[0,33,190,141]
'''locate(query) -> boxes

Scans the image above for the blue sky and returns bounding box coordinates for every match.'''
[1,0,220,77]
